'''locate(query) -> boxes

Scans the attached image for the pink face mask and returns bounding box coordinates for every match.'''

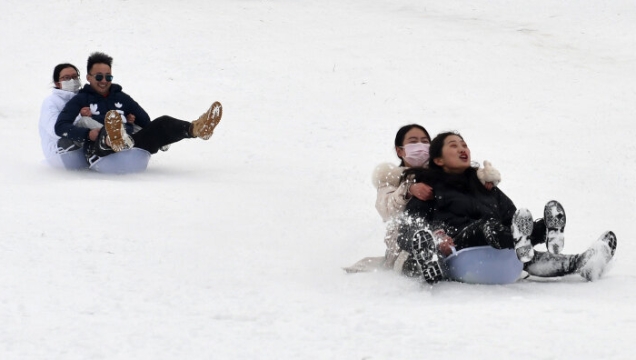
[403,143,430,168]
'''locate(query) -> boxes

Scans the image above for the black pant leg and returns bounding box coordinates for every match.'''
[453,219,515,250]
[453,221,488,250]
[523,250,579,277]
[530,218,547,246]
[132,116,193,154]
[84,128,115,163]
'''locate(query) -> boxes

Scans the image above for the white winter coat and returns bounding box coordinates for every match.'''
[38,88,99,168]
[372,162,414,271]
[39,88,78,167]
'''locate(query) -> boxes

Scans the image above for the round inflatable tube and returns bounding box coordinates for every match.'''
[89,148,151,174]
[442,246,523,285]
[60,149,89,170]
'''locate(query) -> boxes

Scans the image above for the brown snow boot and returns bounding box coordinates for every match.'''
[104,110,134,152]
[191,101,223,140]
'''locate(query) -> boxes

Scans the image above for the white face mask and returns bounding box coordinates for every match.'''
[403,143,430,168]
[60,78,81,93]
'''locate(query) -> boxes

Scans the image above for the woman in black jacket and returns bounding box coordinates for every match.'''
[398,131,617,284]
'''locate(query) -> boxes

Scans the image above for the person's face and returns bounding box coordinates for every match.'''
[433,135,471,174]
[396,127,430,161]
[56,67,79,89]
[87,63,112,96]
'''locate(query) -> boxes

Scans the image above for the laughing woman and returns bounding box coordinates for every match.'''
[345,124,501,273]
[398,131,617,283]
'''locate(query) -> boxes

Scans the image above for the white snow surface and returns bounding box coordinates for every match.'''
[1,0,636,359]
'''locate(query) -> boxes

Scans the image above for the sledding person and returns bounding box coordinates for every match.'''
[372,124,434,271]
[39,62,139,168]
[397,131,617,283]
[55,52,222,165]
[344,124,502,273]
[39,63,100,167]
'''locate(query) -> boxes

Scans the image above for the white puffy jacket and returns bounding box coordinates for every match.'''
[38,88,77,167]
[372,162,413,270]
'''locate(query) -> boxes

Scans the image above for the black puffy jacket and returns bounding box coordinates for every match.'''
[405,169,517,238]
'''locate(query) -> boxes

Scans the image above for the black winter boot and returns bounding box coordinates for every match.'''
[512,208,534,263]
[410,229,444,284]
[577,231,617,281]
[544,200,566,254]
[524,231,617,281]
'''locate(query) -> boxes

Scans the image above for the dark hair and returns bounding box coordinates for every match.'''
[87,52,113,74]
[428,131,462,170]
[53,63,79,83]
[420,131,486,194]
[394,124,431,166]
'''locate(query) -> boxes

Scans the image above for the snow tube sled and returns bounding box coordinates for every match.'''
[442,246,523,285]
[89,148,151,174]
[60,149,89,170]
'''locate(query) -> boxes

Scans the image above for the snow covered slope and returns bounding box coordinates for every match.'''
[0,0,634,358]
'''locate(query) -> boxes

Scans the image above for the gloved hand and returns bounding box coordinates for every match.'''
[476,160,501,189]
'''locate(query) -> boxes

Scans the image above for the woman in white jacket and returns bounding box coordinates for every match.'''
[373,124,436,271]
[38,63,99,168]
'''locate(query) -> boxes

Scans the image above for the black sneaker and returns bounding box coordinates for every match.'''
[56,138,81,153]
[512,208,534,263]
[544,200,566,254]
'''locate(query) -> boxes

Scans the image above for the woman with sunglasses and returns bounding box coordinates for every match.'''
[55,52,221,165]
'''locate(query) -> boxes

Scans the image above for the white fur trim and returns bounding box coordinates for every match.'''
[372,163,406,189]
[476,160,501,186]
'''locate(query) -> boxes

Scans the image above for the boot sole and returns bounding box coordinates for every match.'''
[544,200,566,229]
[579,231,617,281]
[104,111,128,152]
[544,200,566,254]
[603,230,617,257]
[196,102,223,140]
[512,209,533,237]
[512,209,534,262]
[412,229,444,283]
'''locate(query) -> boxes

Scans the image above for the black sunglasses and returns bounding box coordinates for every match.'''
[91,74,114,82]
